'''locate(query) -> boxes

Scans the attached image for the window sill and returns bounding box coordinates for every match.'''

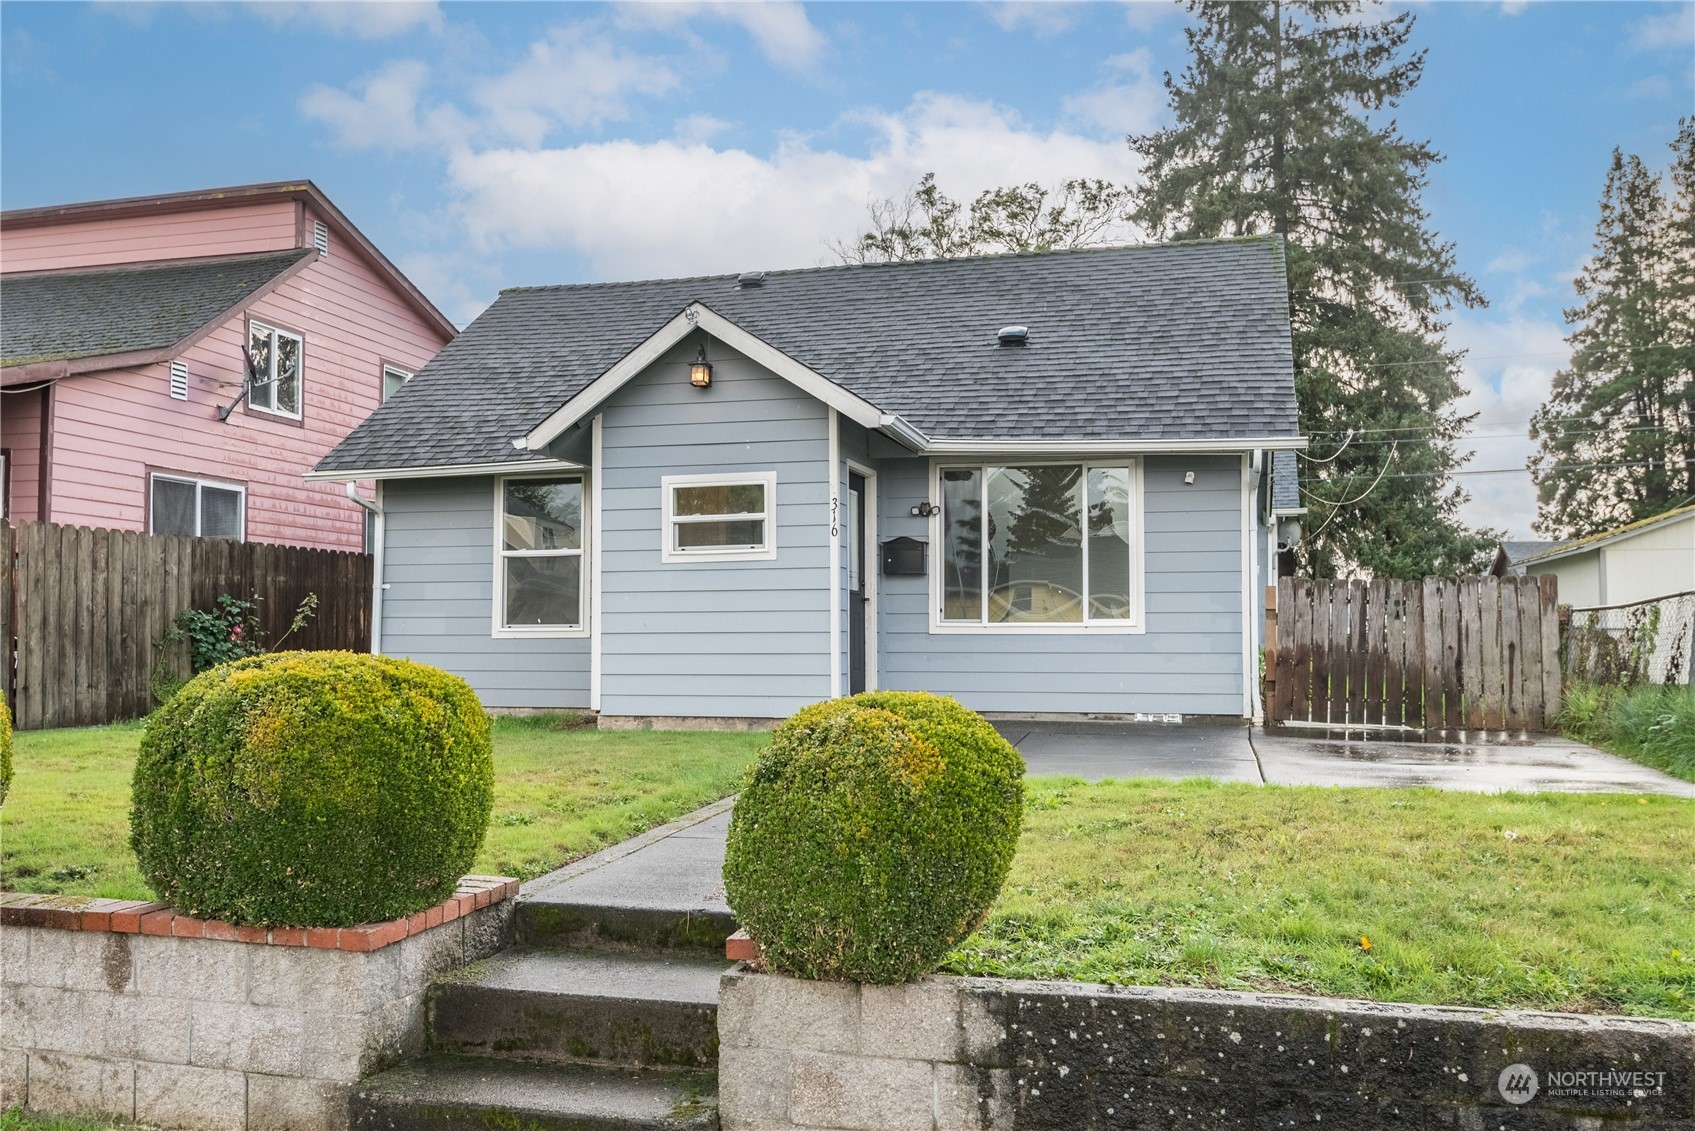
[660,549,778,564]
[928,621,1146,636]
[492,626,590,640]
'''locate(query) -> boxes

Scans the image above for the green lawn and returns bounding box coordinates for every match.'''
[0,714,765,900]
[944,777,1695,1020]
[6,720,1692,1020]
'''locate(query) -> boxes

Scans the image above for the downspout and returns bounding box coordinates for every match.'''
[345,481,384,655]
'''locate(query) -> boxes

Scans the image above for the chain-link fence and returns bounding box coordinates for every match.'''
[1564,590,1695,686]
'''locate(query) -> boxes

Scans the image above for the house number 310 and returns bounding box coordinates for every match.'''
[830,495,839,538]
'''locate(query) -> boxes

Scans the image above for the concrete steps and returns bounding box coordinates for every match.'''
[351,1055,718,1131]
[429,948,730,1068]
[354,803,741,1131]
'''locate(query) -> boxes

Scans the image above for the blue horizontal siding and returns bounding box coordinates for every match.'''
[598,338,832,718]
[379,476,590,710]
[875,454,1247,716]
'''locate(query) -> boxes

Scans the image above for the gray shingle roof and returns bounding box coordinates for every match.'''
[1500,539,1570,565]
[317,238,1299,473]
[1272,450,1303,511]
[1,249,313,368]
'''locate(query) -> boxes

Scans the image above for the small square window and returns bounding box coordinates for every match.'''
[382,364,412,401]
[661,473,777,562]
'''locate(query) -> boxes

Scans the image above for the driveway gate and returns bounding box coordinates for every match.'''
[1266,575,1561,734]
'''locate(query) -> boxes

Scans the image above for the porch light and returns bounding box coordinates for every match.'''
[690,345,712,389]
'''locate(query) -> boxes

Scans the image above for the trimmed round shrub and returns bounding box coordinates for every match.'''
[723,691,1024,983]
[130,651,493,927]
[0,697,12,807]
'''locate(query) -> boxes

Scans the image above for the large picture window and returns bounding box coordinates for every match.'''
[661,472,777,562]
[498,476,584,631]
[150,473,244,540]
[248,321,303,418]
[938,462,1138,629]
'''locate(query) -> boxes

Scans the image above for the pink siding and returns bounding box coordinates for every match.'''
[1,386,47,522]
[0,201,299,272]
[30,203,450,551]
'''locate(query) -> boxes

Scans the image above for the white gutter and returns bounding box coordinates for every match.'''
[921,435,1308,455]
[306,457,584,483]
[345,482,385,655]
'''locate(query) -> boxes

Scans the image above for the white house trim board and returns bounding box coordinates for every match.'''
[1241,452,1258,721]
[846,457,880,692]
[520,303,894,452]
[589,414,604,712]
[305,458,584,483]
[828,409,842,698]
[922,436,1308,456]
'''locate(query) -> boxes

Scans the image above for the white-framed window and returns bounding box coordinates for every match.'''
[496,475,586,634]
[248,320,303,418]
[932,460,1142,633]
[660,472,777,563]
[382,364,412,401]
[150,473,245,540]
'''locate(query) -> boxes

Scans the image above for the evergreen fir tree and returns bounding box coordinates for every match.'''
[1128,0,1493,578]
[1530,124,1695,537]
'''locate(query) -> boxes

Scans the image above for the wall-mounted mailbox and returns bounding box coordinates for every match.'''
[881,536,927,577]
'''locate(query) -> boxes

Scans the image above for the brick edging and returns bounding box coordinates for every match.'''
[0,875,518,953]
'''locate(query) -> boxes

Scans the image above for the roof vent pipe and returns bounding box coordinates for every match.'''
[997,325,1029,346]
[737,271,767,288]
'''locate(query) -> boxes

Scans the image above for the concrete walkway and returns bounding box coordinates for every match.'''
[521,799,734,928]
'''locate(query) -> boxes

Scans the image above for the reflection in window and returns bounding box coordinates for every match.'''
[940,464,1134,626]
[500,477,583,628]
[248,322,303,417]
[662,474,775,560]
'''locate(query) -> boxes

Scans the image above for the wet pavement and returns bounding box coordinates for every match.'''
[992,720,1692,797]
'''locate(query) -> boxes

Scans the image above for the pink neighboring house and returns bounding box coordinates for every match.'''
[0,181,456,552]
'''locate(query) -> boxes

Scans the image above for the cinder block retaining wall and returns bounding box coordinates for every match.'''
[0,878,517,1131]
[718,969,1695,1130]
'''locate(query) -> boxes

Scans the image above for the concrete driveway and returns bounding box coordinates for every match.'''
[992,720,1694,797]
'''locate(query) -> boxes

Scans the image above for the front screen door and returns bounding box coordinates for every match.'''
[848,472,867,694]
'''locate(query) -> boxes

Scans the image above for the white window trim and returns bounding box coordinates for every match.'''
[382,364,412,402]
[660,471,778,563]
[492,473,590,639]
[248,320,304,420]
[149,472,246,540]
[927,457,1145,635]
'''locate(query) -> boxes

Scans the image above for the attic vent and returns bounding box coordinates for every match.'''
[313,220,330,256]
[997,325,1029,346]
[169,360,189,401]
[737,271,766,288]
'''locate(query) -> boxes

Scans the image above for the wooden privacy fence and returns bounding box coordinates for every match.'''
[1267,575,1561,733]
[0,520,373,730]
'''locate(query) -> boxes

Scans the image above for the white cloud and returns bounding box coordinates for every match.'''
[1121,1,1181,32]
[615,1,827,73]
[1446,314,1570,538]
[300,60,432,151]
[445,92,1145,280]
[244,1,443,38]
[983,1,1083,37]
[472,25,680,146]
[674,113,733,144]
[1628,2,1693,50]
[1062,49,1165,136]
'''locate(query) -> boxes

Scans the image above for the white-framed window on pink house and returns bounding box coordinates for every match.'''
[248,320,303,419]
[150,473,245,540]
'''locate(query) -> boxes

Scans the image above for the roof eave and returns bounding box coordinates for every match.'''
[2,180,458,343]
[920,435,1308,455]
[304,456,587,483]
[1518,506,1695,566]
[0,248,316,386]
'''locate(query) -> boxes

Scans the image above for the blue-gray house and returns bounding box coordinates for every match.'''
[310,239,1305,726]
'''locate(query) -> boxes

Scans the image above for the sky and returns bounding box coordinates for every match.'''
[2,0,1692,539]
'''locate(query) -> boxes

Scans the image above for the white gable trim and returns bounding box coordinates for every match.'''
[519,303,898,453]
